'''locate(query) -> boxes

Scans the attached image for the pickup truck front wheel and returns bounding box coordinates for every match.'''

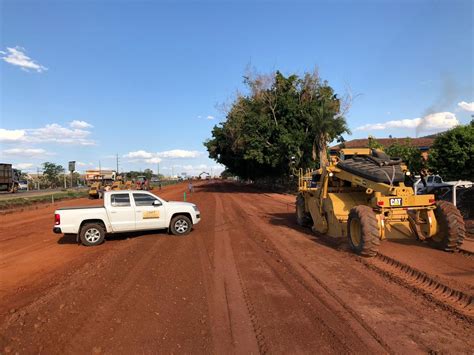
[80,223,106,246]
[170,215,192,236]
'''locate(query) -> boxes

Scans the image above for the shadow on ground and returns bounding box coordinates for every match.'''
[57,229,170,245]
[267,211,348,252]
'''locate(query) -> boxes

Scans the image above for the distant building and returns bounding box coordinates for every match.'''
[330,137,435,160]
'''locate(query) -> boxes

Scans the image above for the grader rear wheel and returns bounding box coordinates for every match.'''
[296,194,312,227]
[347,206,380,257]
[430,200,465,251]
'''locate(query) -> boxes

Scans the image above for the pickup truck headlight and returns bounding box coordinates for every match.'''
[192,205,199,212]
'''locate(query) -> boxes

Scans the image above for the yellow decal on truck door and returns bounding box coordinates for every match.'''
[143,211,160,219]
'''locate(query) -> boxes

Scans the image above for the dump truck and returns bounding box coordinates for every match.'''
[0,163,20,193]
[296,149,465,256]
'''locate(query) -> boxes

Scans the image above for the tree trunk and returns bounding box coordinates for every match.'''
[318,133,329,168]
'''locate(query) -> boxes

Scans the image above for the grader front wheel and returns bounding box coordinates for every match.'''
[430,201,465,251]
[347,206,381,257]
[296,194,312,227]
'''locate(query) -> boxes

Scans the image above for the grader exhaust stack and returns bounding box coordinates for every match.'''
[296,149,465,256]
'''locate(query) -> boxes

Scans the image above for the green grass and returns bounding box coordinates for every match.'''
[0,190,89,210]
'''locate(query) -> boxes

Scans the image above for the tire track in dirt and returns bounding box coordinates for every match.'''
[223,192,388,354]
[361,253,474,322]
[232,188,474,353]
[194,189,260,354]
[64,236,167,352]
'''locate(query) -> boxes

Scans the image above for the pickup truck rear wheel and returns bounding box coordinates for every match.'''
[80,223,105,246]
[170,215,192,236]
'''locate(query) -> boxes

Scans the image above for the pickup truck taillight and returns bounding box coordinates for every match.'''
[54,214,60,225]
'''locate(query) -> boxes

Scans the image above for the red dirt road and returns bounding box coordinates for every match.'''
[1,182,473,354]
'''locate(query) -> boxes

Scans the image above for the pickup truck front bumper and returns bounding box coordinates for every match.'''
[53,227,62,234]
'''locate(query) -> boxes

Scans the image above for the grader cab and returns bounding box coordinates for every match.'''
[296,149,465,256]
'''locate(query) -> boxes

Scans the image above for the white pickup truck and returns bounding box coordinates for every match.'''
[53,190,201,246]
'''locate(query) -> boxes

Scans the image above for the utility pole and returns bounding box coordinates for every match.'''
[116,153,120,174]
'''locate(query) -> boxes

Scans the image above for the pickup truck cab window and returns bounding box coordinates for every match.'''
[133,193,159,206]
[111,193,131,207]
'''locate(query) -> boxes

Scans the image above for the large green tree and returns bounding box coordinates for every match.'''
[204,70,349,180]
[428,121,474,181]
[42,162,64,187]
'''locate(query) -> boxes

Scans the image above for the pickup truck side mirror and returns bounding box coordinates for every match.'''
[153,200,162,207]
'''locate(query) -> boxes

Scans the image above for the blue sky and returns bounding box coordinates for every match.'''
[1,0,473,175]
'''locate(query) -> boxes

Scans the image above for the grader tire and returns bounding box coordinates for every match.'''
[430,200,465,251]
[296,194,312,227]
[347,206,380,257]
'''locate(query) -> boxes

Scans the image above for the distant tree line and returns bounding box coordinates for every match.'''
[204,70,350,180]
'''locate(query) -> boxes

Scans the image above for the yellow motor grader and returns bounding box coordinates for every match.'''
[296,149,465,256]
[88,182,102,199]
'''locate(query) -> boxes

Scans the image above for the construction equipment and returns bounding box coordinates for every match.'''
[297,149,465,256]
[0,164,20,193]
[85,170,116,186]
[111,181,123,190]
[88,182,102,199]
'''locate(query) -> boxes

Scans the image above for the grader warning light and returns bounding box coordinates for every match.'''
[296,149,465,257]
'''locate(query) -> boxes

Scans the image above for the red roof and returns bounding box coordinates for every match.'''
[331,137,434,151]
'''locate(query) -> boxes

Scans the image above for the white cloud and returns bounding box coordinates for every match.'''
[458,101,474,112]
[124,150,153,159]
[124,149,202,167]
[26,123,95,145]
[145,157,162,164]
[157,149,201,158]
[417,112,459,132]
[356,118,422,131]
[0,128,26,142]
[70,120,93,129]
[0,122,95,145]
[124,150,162,164]
[13,163,33,170]
[206,115,215,120]
[77,161,93,167]
[1,46,47,73]
[355,112,459,134]
[2,148,52,157]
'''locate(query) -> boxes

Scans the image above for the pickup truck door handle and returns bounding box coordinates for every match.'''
[110,211,117,214]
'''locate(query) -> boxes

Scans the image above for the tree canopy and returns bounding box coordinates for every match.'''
[42,162,64,187]
[428,120,474,181]
[204,70,349,180]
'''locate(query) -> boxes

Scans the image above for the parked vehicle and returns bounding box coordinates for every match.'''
[415,174,472,194]
[18,180,29,190]
[0,164,20,193]
[53,190,201,246]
